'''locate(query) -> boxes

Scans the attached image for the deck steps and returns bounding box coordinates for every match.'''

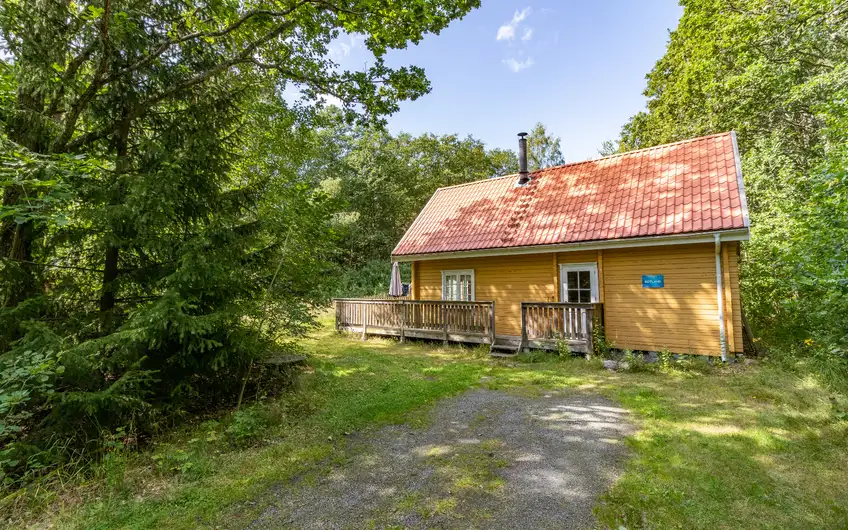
[489,338,522,357]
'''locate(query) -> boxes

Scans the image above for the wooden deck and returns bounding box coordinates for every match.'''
[334,299,600,354]
[335,299,495,344]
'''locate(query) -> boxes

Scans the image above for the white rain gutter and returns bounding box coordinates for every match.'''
[392,228,750,262]
[714,233,728,361]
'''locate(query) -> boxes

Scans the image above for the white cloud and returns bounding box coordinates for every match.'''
[503,57,535,73]
[521,28,533,41]
[496,7,531,41]
[328,33,365,61]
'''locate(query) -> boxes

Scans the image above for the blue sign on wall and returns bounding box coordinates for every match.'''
[642,274,665,288]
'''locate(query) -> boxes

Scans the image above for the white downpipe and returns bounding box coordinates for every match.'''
[714,234,728,361]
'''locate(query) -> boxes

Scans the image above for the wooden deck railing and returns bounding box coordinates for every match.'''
[334,299,495,345]
[520,302,601,354]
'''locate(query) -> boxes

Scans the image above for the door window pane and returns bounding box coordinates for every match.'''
[562,265,597,303]
[443,271,474,301]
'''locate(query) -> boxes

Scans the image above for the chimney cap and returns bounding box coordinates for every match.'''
[517,132,528,138]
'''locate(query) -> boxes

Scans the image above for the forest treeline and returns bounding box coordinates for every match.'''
[0,0,488,487]
[610,0,847,388]
[1,0,846,490]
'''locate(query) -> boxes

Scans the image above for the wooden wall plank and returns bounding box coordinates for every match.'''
[414,241,744,355]
[721,242,735,352]
[417,253,556,335]
[602,242,724,356]
[725,241,744,352]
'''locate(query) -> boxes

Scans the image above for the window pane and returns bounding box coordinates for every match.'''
[579,271,590,289]
[567,289,579,302]
[567,271,578,289]
[445,275,456,300]
[579,289,591,303]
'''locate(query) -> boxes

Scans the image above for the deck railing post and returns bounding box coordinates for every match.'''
[399,301,406,343]
[489,302,496,345]
[334,301,339,333]
[442,301,448,345]
[585,307,594,358]
[520,303,528,352]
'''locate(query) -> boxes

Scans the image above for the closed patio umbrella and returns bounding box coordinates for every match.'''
[389,261,403,297]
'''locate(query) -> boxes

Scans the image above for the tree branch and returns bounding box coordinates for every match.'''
[55,0,314,153]
[46,41,99,117]
[107,1,312,85]
[51,0,112,153]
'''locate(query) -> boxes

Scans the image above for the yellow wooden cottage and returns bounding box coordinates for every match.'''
[335,132,749,359]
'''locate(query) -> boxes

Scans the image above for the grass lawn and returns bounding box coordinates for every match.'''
[5,315,847,529]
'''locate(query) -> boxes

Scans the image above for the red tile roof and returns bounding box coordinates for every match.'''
[392,132,749,257]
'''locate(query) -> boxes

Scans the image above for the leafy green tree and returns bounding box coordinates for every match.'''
[598,139,620,157]
[613,0,848,384]
[306,112,517,268]
[526,122,565,170]
[0,0,479,478]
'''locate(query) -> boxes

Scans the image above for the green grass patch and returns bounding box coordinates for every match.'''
[6,315,847,529]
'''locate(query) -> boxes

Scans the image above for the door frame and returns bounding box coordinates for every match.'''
[559,263,600,304]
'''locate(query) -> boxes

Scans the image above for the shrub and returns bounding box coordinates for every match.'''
[620,349,654,373]
[659,348,673,371]
[225,406,270,448]
[592,324,615,359]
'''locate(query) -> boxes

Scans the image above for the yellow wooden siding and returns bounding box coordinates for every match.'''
[411,261,419,300]
[725,242,744,352]
[411,241,743,355]
[556,250,598,265]
[721,243,735,352]
[416,254,556,336]
[602,243,725,355]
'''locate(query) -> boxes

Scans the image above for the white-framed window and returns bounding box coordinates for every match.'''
[560,263,599,304]
[441,270,475,301]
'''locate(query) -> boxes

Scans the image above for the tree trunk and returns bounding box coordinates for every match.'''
[1,91,46,307]
[99,117,130,330]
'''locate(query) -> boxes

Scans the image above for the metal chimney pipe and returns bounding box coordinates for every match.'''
[517,132,530,185]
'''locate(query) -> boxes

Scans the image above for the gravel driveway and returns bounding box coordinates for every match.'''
[249,389,633,529]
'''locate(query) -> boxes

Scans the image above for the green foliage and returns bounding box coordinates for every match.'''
[97,427,129,496]
[309,112,518,266]
[614,0,848,388]
[658,348,673,372]
[555,334,572,357]
[333,259,412,298]
[526,122,565,170]
[517,349,565,364]
[592,322,614,358]
[225,407,270,448]
[0,0,480,486]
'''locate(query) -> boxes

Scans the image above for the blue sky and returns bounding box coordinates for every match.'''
[330,1,682,162]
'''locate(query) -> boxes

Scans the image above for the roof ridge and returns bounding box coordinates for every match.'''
[433,173,515,192]
[537,131,733,173]
[432,131,734,193]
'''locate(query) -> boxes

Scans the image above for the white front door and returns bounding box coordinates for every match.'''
[560,263,599,304]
